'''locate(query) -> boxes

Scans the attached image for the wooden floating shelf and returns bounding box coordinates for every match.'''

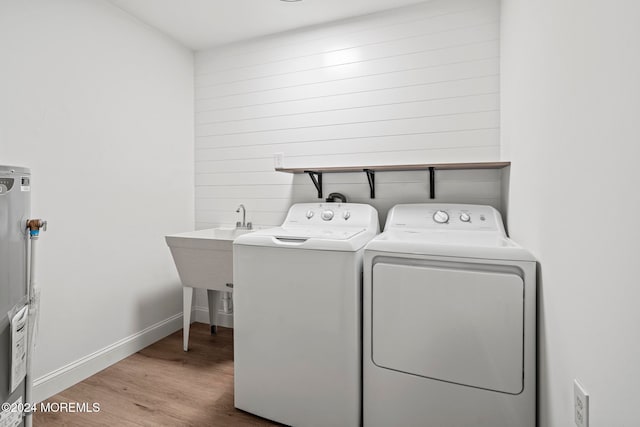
[275,161,510,200]
[275,161,510,174]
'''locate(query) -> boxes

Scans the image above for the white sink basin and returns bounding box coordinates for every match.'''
[165,227,254,289]
[166,227,252,248]
[208,227,253,241]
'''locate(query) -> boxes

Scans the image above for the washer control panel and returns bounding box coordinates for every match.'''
[385,203,503,232]
[283,203,378,229]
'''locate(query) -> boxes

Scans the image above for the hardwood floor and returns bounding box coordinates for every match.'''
[34,323,280,426]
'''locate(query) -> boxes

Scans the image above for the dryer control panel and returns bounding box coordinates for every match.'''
[384,204,505,233]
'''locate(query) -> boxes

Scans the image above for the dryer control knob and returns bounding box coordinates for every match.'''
[321,209,334,221]
[460,212,471,222]
[343,211,351,220]
[433,210,449,224]
[306,210,314,219]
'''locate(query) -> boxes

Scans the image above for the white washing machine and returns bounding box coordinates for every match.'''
[233,202,379,427]
[363,203,536,427]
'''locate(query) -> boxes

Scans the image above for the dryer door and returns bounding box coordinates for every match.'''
[371,261,524,394]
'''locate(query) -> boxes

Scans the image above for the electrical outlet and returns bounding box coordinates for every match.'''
[273,152,284,169]
[574,380,589,427]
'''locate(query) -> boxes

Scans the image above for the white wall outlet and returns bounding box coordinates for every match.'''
[574,379,589,427]
[273,152,284,169]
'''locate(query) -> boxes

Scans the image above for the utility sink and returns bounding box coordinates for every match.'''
[165,227,254,289]
[166,227,255,351]
[166,227,252,252]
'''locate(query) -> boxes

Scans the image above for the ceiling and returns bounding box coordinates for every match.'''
[108,0,429,50]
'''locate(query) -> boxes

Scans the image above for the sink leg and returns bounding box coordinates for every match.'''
[207,289,220,335]
[183,287,193,351]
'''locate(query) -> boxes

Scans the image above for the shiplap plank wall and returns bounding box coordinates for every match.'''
[194,0,502,229]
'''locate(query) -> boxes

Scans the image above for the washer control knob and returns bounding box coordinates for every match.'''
[460,212,471,222]
[343,211,351,220]
[306,210,314,219]
[433,210,449,224]
[321,209,334,221]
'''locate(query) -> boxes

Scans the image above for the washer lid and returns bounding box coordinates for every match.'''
[234,202,380,251]
[272,226,366,240]
[234,225,374,251]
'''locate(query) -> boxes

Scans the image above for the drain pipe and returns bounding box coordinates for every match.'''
[222,292,233,314]
[25,219,47,427]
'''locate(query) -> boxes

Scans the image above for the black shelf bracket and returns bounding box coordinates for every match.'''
[429,167,435,199]
[363,169,375,199]
[278,162,511,201]
[304,170,323,199]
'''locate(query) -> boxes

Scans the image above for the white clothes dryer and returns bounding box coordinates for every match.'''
[363,204,536,427]
[233,203,379,427]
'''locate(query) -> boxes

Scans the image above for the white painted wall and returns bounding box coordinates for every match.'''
[501,1,640,426]
[193,0,503,315]
[194,0,502,230]
[0,0,194,399]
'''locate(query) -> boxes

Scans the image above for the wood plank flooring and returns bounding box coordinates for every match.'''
[34,323,280,426]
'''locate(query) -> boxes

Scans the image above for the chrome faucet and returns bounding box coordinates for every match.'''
[235,204,252,229]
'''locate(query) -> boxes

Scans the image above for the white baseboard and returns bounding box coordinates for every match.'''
[193,305,234,328]
[33,313,183,402]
